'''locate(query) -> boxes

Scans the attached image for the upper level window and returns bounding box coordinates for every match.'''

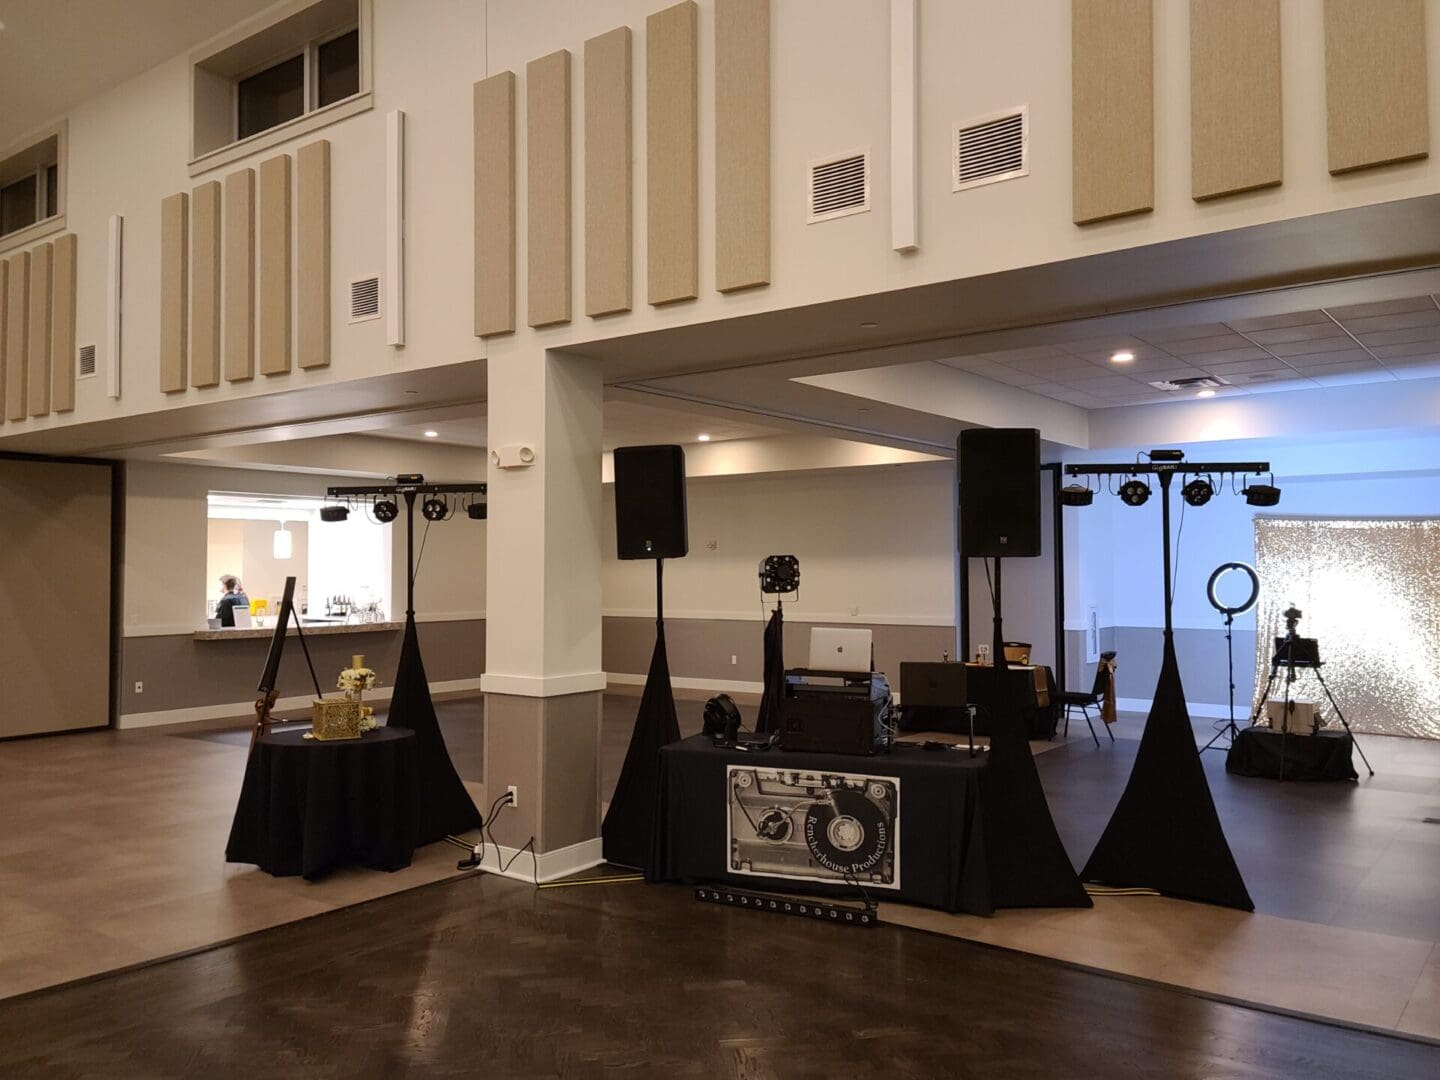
[0,130,64,249]
[191,0,370,172]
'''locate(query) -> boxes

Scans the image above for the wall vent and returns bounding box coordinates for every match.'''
[1147,375,1228,393]
[349,276,382,323]
[807,149,870,223]
[77,344,97,379]
[953,107,1028,192]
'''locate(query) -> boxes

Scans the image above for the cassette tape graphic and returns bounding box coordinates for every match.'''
[727,766,900,889]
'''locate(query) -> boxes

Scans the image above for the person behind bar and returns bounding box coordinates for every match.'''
[216,575,250,628]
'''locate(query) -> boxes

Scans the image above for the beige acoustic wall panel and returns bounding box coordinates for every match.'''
[190,181,221,387]
[1324,0,1429,174]
[159,192,188,393]
[258,154,292,375]
[0,259,7,421]
[584,28,633,318]
[715,0,770,292]
[1190,0,1282,200]
[51,233,77,413]
[26,242,52,417]
[4,254,29,419]
[1071,0,1154,224]
[474,71,516,336]
[527,50,572,328]
[297,140,331,369]
[647,1,699,305]
[223,168,256,381]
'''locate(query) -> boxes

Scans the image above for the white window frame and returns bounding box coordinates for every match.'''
[189,0,372,177]
[0,122,66,255]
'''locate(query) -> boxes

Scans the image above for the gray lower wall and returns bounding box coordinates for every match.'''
[121,619,486,714]
[1069,625,1257,708]
[602,616,954,687]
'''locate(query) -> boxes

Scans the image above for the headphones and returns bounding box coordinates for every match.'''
[703,693,743,741]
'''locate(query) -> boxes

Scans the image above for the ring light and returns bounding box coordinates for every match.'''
[1206,561,1259,616]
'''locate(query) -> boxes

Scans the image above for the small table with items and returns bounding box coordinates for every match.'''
[649,735,999,914]
[1225,725,1358,782]
[226,726,421,879]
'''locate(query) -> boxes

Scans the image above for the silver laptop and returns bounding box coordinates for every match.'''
[808,627,872,674]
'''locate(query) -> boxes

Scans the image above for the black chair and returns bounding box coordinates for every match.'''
[1057,653,1116,748]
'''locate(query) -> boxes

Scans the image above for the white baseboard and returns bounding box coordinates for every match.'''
[473,837,604,884]
[1115,697,1234,720]
[606,672,765,696]
[117,677,487,730]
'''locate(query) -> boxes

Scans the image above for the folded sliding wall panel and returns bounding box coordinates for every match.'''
[1190,0,1282,200]
[0,258,7,421]
[297,139,331,369]
[222,170,255,382]
[190,181,221,388]
[51,233,77,412]
[159,192,188,393]
[474,71,517,337]
[1,255,23,420]
[258,154,292,375]
[585,27,633,318]
[527,50,572,328]
[26,242,52,417]
[1324,0,1429,174]
[647,1,699,305]
[715,0,771,290]
[1071,0,1154,224]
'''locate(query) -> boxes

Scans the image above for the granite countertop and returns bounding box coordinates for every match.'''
[193,621,404,641]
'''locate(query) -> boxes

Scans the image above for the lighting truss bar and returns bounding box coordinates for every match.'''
[1065,461,1268,477]
[327,482,488,498]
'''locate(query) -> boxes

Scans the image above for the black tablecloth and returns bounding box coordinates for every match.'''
[226,726,421,879]
[649,736,995,914]
[1226,726,1358,782]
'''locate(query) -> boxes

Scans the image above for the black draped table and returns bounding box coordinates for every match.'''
[649,736,998,914]
[1226,726,1358,782]
[226,726,421,880]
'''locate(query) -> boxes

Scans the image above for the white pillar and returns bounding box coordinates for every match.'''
[481,347,605,877]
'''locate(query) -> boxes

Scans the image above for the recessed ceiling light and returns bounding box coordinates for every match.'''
[1110,350,1135,364]
[1196,389,1216,399]
[860,321,878,329]
[697,433,712,442]
[424,430,439,437]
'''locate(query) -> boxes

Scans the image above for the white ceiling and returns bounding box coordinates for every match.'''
[936,295,1440,409]
[365,398,788,452]
[0,0,276,148]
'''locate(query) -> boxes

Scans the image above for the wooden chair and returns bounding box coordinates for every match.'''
[1058,652,1117,747]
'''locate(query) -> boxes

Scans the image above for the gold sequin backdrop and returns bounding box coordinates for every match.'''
[1253,517,1440,740]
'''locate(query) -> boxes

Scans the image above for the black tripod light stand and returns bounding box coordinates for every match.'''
[1201,561,1259,753]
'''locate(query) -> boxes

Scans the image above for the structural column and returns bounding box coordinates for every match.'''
[482,347,605,878]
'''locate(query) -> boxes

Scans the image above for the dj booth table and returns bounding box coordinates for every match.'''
[1225,726,1358,782]
[649,735,998,915]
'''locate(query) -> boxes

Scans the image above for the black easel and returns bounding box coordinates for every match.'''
[251,576,324,749]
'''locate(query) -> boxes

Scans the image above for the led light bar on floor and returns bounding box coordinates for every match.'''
[693,887,877,928]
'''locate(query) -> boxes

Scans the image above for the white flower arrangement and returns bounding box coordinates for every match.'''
[339,655,380,732]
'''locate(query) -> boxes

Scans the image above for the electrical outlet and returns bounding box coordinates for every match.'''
[730,654,737,666]
[506,784,518,809]
[134,681,144,694]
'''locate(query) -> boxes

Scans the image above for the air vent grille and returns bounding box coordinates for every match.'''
[1148,376,1228,393]
[807,150,870,223]
[954,108,1028,191]
[78,344,97,378]
[349,276,381,322]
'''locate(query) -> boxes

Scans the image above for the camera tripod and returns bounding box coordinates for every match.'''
[1251,632,1373,778]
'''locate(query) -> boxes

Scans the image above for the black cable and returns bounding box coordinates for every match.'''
[484,796,540,887]
[411,518,433,587]
[1171,494,1187,598]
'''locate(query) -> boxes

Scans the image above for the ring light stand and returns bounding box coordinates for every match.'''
[1200,561,1259,753]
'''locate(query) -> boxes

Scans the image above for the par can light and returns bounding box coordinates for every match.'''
[758,554,801,594]
[421,496,448,522]
[319,505,350,522]
[1119,478,1151,507]
[373,498,399,523]
[1243,482,1281,507]
[1182,477,1214,507]
[467,501,488,520]
[1059,483,1094,507]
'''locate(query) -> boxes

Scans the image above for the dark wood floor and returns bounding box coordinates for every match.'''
[1,871,1434,1078]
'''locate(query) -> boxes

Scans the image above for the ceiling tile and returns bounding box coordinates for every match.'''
[1244,322,1347,346]
[1280,349,1375,367]
[980,345,1070,364]
[1164,333,1257,356]
[1177,346,1273,366]
[1324,296,1436,320]
[1140,366,1210,383]
[1227,310,1330,332]
[938,356,1013,379]
[1265,335,1357,358]
[1372,339,1440,359]
[1334,308,1440,335]
[1198,357,1290,375]
[1376,352,1440,367]
[1305,369,1396,387]
[1391,362,1440,380]
[985,368,1048,387]
[1068,343,1175,364]
[1348,325,1440,348]
[1134,322,1235,344]
[1005,355,1098,376]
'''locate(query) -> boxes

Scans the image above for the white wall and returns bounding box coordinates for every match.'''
[7,0,1440,443]
[601,459,956,626]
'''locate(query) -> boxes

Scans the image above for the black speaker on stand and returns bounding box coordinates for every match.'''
[604,445,688,873]
[958,428,1089,908]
